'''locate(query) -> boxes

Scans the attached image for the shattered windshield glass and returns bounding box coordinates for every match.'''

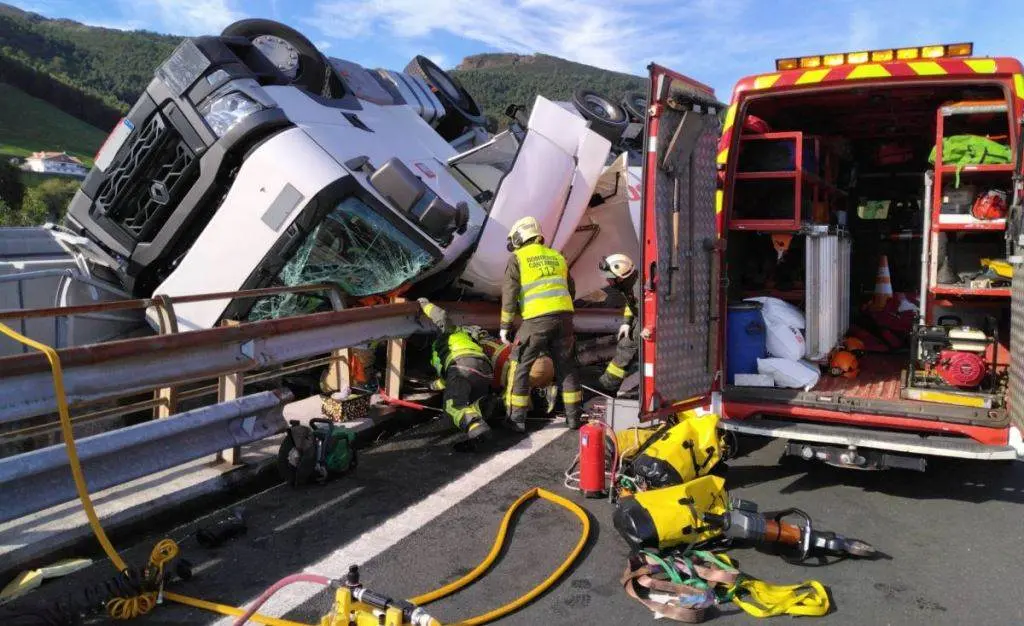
[249,195,435,320]
[447,130,520,210]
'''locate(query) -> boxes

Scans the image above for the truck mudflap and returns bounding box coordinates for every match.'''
[719,417,1021,461]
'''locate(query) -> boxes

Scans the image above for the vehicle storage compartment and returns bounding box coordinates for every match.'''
[722,81,1015,427]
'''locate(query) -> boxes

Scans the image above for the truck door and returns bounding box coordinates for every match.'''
[640,65,723,418]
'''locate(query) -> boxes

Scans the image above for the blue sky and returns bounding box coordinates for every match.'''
[9,0,1024,97]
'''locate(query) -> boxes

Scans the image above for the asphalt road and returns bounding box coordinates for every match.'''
[3,415,1023,626]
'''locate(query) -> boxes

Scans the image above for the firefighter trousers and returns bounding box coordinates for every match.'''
[506,314,581,424]
[444,356,493,432]
[599,323,639,392]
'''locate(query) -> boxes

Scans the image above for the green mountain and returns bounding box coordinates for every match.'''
[0,82,106,165]
[451,53,648,128]
[0,3,646,134]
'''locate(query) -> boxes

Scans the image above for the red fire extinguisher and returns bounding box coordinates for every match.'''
[579,422,606,498]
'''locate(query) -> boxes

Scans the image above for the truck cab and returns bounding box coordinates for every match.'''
[641,46,1024,468]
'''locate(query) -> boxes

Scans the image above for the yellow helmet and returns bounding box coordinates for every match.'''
[507,216,544,250]
[600,253,636,281]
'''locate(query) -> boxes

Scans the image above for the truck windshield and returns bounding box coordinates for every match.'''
[249,195,434,320]
[447,130,520,210]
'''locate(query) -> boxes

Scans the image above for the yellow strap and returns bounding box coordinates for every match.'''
[730,578,830,618]
[605,362,626,378]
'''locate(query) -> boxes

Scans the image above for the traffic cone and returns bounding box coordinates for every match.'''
[871,255,893,310]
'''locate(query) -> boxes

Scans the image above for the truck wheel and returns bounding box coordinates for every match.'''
[572,89,628,143]
[222,19,329,95]
[621,91,648,122]
[405,55,486,141]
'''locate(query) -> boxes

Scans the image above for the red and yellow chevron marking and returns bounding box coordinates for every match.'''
[736,57,1023,93]
[718,57,1024,167]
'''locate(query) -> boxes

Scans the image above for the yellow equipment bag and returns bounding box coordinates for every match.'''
[613,475,728,550]
[630,413,722,488]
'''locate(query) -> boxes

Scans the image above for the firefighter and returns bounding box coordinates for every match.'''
[597,253,640,393]
[418,299,493,441]
[468,326,560,415]
[500,216,582,431]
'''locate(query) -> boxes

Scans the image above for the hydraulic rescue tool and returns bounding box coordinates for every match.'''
[702,500,876,561]
[278,418,356,486]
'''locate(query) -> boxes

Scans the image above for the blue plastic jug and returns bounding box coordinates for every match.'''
[726,303,767,384]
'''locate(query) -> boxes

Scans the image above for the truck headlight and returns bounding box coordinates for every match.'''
[200,91,264,138]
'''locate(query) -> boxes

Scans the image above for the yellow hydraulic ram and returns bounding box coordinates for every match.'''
[0,322,591,626]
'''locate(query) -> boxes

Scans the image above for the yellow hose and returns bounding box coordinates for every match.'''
[1,322,591,626]
[410,487,591,626]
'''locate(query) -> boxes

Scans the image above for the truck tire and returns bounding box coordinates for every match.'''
[222,19,329,95]
[622,91,648,122]
[572,89,628,143]
[405,55,486,141]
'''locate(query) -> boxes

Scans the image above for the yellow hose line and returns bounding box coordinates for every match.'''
[2,322,590,626]
[0,323,129,573]
[162,591,313,626]
[410,487,591,626]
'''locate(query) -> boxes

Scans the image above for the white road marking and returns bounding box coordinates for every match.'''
[215,424,566,623]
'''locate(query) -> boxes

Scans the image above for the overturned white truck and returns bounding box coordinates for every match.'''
[0,19,643,355]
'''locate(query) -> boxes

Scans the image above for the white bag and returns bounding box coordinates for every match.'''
[757,358,821,390]
[765,323,806,360]
[745,297,805,329]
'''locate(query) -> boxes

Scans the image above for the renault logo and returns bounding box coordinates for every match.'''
[149,181,170,205]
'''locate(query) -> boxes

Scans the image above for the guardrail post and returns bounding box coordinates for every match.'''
[151,295,180,419]
[325,286,350,393]
[216,319,244,465]
[385,297,407,398]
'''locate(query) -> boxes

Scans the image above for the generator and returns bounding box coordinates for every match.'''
[903,316,1002,407]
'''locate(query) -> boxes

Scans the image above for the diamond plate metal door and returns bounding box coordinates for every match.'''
[653,106,721,404]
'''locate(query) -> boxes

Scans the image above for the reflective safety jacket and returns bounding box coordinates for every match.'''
[431,328,487,376]
[500,242,575,330]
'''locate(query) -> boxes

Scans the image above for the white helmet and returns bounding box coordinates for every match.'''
[507,216,544,250]
[599,253,636,281]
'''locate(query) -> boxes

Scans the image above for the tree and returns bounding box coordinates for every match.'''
[20,177,79,224]
[0,160,25,211]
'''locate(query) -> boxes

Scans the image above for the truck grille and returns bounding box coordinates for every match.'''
[95,111,198,241]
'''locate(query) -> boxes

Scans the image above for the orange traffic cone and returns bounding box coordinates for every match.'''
[871,255,893,310]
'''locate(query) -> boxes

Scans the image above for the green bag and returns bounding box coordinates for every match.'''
[929,135,1011,187]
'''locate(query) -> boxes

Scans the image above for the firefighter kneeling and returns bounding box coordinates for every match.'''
[418,299,493,441]
[598,253,640,393]
[501,216,583,431]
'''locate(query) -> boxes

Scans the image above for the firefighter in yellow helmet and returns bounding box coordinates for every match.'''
[500,216,582,431]
[418,299,493,441]
[597,253,640,393]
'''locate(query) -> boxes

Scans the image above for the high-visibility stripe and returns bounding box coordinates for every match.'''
[521,277,568,291]
[908,61,947,76]
[521,284,572,304]
[796,68,829,85]
[605,362,626,378]
[846,64,890,80]
[965,59,997,74]
[715,189,723,215]
[1014,74,1024,99]
[509,394,530,408]
[716,148,729,166]
[722,104,737,133]
[500,310,514,323]
[753,74,780,90]
[562,390,582,404]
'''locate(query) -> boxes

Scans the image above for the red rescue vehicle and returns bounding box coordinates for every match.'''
[640,44,1024,469]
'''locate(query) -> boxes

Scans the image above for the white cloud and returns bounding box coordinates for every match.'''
[316,40,333,51]
[116,0,244,36]
[427,53,447,69]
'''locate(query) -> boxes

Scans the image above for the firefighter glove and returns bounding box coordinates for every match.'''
[618,324,631,341]
[500,329,511,345]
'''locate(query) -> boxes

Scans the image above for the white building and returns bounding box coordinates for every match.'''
[24,151,88,178]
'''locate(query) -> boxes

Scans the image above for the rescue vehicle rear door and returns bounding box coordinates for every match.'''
[639,64,724,418]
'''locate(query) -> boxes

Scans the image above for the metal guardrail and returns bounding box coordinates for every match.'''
[0,301,427,424]
[436,301,621,334]
[0,390,291,524]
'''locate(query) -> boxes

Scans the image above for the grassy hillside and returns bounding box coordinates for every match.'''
[0,82,105,166]
[451,53,648,127]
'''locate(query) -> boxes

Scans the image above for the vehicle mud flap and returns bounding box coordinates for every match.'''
[1009,264,1024,432]
[652,94,721,404]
